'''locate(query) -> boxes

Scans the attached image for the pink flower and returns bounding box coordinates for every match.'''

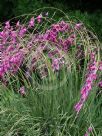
[59,21,70,32]
[19,27,27,37]
[48,50,59,58]
[52,24,60,32]
[29,17,34,27]
[0,66,4,77]
[5,21,10,29]
[84,126,93,136]
[88,127,92,132]
[74,100,83,113]
[11,31,17,38]
[37,14,42,23]
[98,61,102,70]
[16,21,20,27]
[52,58,60,71]
[81,93,89,102]
[98,81,102,88]
[63,38,73,51]
[0,31,4,38]
[90,52,95,60]
[75,23,83,30]
[84,133,88,136]
[18,86,26,96]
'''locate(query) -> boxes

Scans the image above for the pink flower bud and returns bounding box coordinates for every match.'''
[75,23,83,30]
[18,86,26,96]
[29,17,34,27]
[37,14,42,23]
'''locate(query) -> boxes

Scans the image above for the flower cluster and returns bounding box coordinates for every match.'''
[74,52,98,113]
[0,44,24,78]
[0,13,83,82]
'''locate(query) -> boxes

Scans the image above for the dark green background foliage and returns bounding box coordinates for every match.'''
[0,0,102,40]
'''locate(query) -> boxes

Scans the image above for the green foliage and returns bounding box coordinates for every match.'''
[68,10,102,41]
[0,0,14,21]
[12,0,46,16]
[0,6,102,135]
[0,66,102,136]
